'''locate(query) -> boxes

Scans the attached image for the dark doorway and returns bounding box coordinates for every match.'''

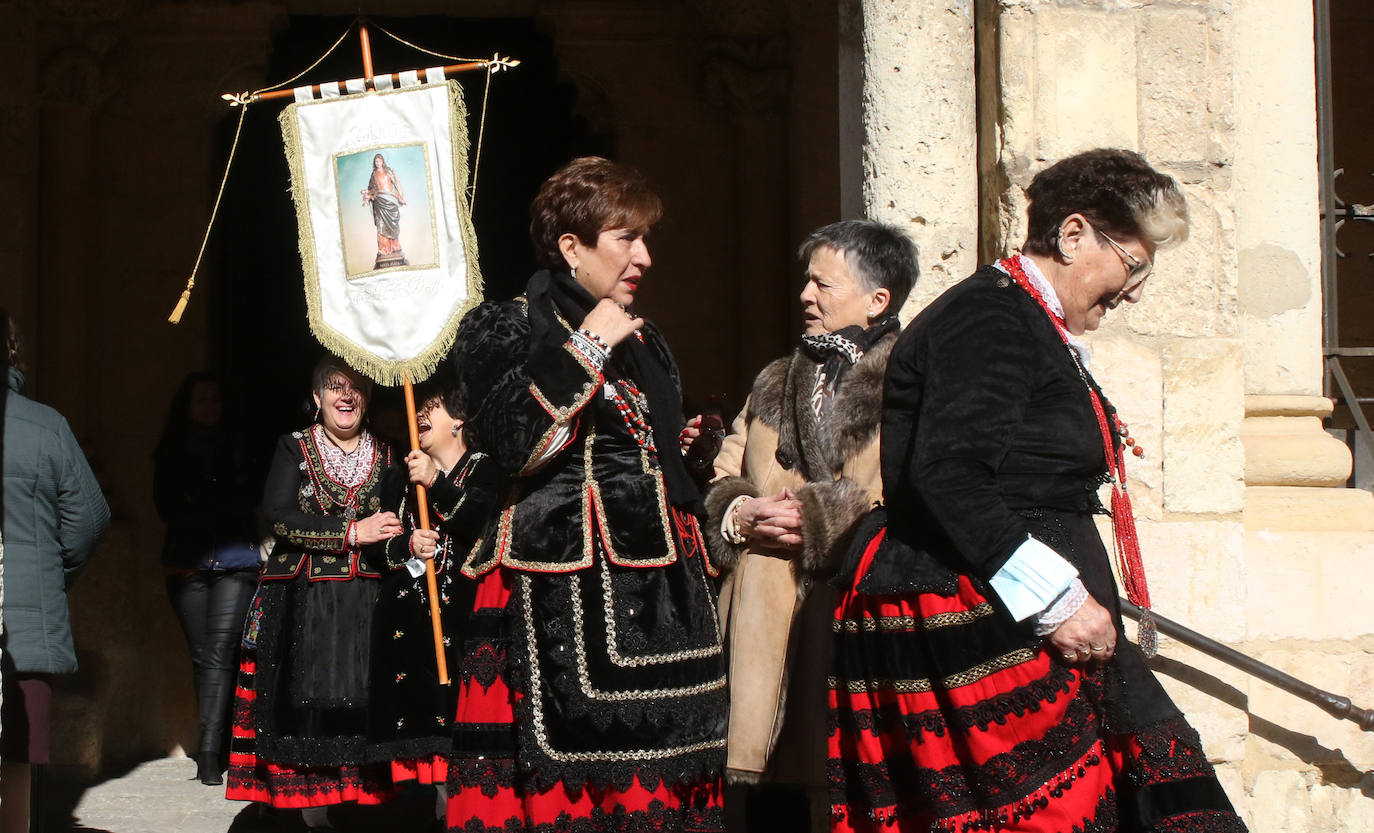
[1319,0,1374,486]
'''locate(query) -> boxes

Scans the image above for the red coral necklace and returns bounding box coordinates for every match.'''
[999,255,1157,656]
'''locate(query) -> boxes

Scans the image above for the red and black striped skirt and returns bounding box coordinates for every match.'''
[827,532,1246,833]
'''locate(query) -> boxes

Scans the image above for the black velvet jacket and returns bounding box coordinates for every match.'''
[367,450,501,759]
[260,427,392,581]
[451,293,693,576]
[860,265,1110,594]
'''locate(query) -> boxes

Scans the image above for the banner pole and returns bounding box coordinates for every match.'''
[359,20,375,87]
[403,374,451,685]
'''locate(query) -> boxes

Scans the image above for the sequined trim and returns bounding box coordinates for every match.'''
[828,647,1039,693]
[589,443,678,569]
[832,603,997,633]
[518,575,729,763]
[527,339,603,424]
[596,550,721,668]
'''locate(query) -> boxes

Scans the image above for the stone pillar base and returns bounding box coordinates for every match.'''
[1242,395,1373,530]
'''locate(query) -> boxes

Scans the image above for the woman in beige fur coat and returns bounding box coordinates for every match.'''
[706,220,919,832]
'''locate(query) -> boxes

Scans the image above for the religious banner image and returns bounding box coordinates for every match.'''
[336,143,438,277]
[279,77,482,384]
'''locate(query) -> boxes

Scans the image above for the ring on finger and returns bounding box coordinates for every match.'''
[1090,644,1108,653]
[1061,652,1075,661]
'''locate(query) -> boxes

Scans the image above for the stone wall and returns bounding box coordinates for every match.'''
[862,0,1374,828]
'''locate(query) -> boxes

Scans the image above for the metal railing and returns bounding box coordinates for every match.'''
[1121,599,1374,732]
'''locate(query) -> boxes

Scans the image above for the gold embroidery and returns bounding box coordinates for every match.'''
[832,603,996,633]
[827,647,1038,693]
[592,445,677,569]
[519,575,728,763]
[597,551,721,668]
[565,568,725,701]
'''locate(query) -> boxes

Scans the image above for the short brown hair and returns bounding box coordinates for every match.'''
[529,157,663,268]
[1023,148,1188,256]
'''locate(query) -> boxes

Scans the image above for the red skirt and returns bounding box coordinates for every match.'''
[445,567,725,832]
[828,531,1245,833]
[226,653,394,808]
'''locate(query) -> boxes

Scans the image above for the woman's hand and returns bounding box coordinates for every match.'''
[354,511,402,545]
[581,298,644,349]
[738,489,804,551]
[1048,596,1117,665]
[680,415,704,452]
[406,449,438,488]
[410,528,440,561]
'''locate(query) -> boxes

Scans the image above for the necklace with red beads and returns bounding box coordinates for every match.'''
[606,375,657,454]
[999,255,1157,655]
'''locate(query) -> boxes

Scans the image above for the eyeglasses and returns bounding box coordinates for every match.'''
[1097,229,1153,293]
[323,381,366,397]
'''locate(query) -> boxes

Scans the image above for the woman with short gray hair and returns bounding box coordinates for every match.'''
[707,219,918,832]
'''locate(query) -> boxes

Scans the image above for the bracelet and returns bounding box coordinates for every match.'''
[569,329,611,367]
[579,328,611,352]
[722,495,749,545]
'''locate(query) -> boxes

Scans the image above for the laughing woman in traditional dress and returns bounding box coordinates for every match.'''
[827,149,1247,833]
[227,357,400,831]
[444,157,727,832]
[366,378,500,824]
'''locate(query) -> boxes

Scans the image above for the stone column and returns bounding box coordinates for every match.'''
[1230,2,1374,827]
[1231,0,1373,531]
[858,0,978,313]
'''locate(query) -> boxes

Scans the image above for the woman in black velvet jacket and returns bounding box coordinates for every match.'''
[827,149,1247,833]
[442,157,726,832]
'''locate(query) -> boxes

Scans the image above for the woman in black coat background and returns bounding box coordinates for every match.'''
[154,371,262,785]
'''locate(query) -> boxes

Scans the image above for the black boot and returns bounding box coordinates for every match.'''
[196,751,224,786]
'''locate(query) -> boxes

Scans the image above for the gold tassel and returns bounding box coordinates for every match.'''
[168,286,192,324]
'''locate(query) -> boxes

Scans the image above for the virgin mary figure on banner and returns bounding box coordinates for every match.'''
[362,152,408,268]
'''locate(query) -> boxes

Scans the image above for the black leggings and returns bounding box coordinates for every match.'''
[165,570,258,756]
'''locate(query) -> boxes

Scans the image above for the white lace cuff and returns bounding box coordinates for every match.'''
[1032,578,1090,636]
[988,535,1079,622]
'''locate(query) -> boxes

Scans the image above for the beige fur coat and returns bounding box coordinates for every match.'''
[706,333,893,787]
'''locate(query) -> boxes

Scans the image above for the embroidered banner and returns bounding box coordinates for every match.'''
[279,79,482,384]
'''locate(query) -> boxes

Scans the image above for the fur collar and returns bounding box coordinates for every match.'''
[745,333,895,479]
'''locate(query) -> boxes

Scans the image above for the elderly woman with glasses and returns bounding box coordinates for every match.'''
[227,357,401,831]
[827,149,1247,833]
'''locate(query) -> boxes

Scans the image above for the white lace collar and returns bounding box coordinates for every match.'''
[995,254,1092,371]
[311,423,376,488]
